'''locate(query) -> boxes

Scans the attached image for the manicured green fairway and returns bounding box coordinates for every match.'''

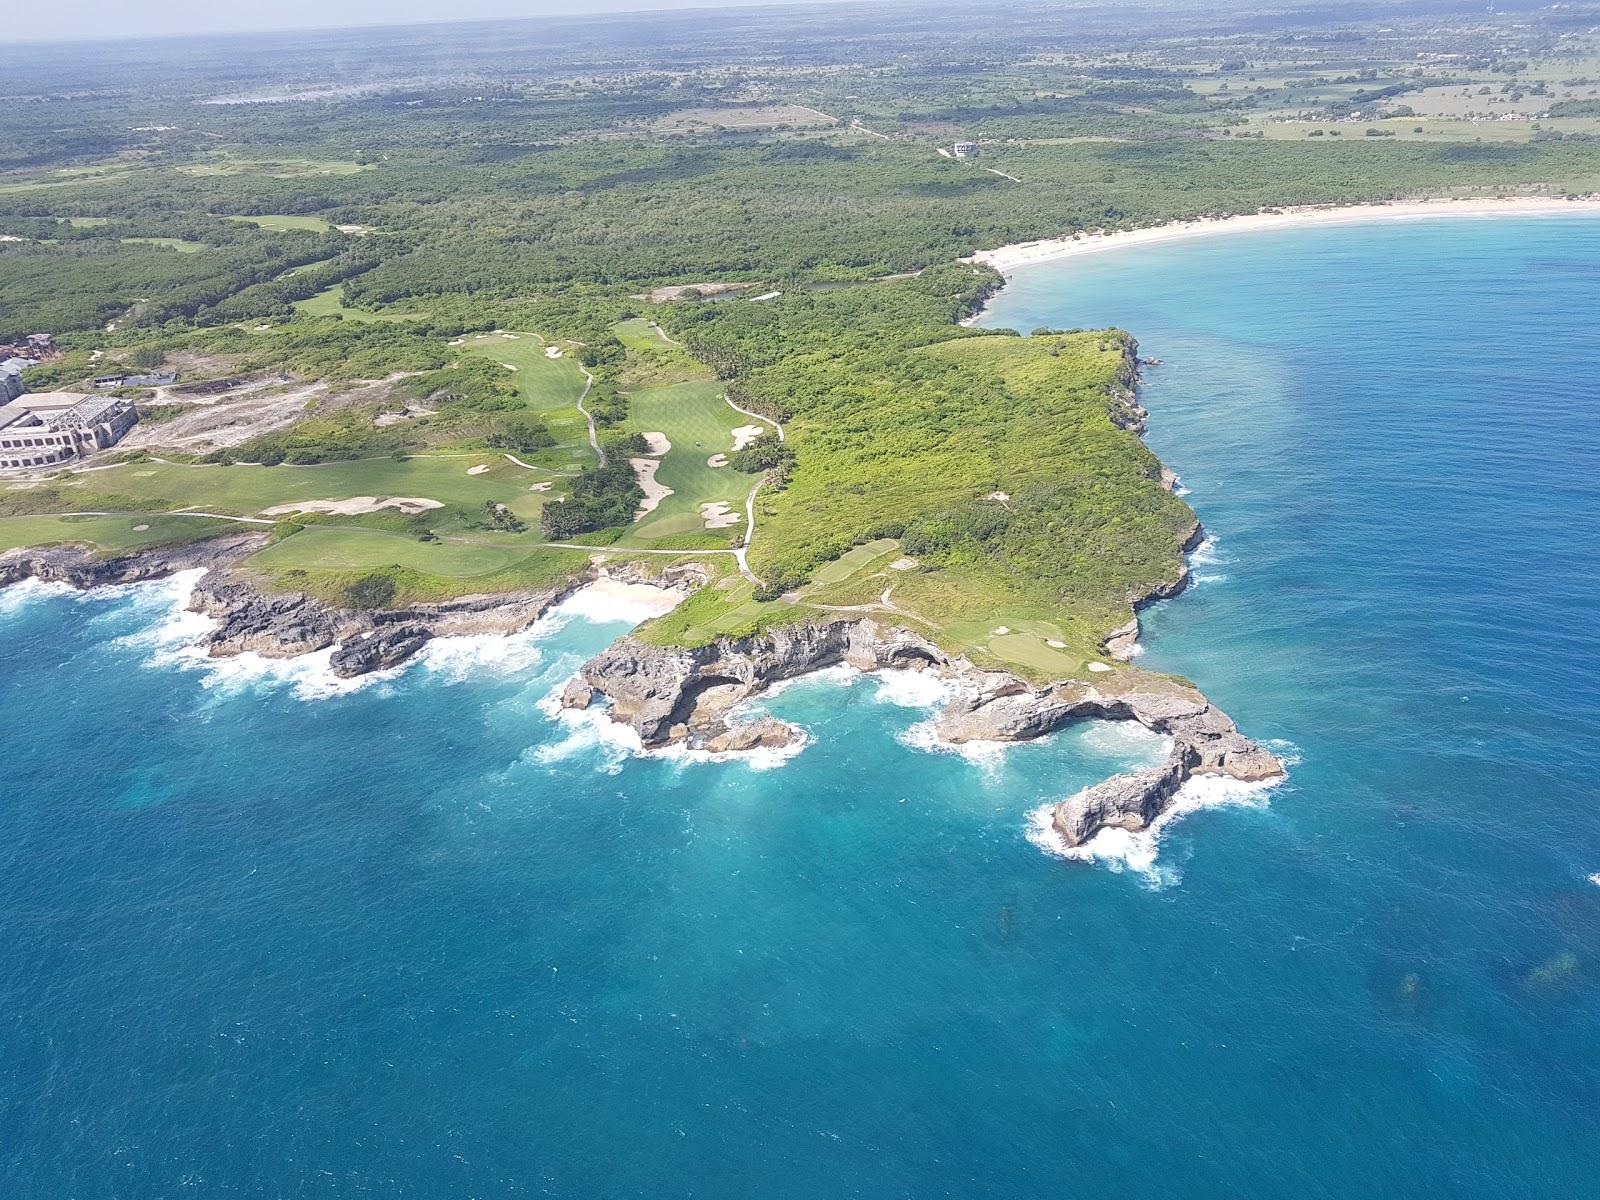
[0,513,228,554]
[249,525,530,577]
[621,380,751,542]
[293,285,423,321]
[49,456,555,519]
[458,333,588,413]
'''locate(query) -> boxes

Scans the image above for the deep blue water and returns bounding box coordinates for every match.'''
[5,216,1600,1197]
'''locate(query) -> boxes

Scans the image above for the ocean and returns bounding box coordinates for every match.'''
[3,215,1598,1197]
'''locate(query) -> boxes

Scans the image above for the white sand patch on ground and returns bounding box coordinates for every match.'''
[992,626,1011,635]
[560,575,687,623]
[500,362,519,370]
[1047,639,1067,649]
[706,453,728,468]
[530,482,553,492]
[640,431,671,456]
[631,458,673,518]
[731,424,765,451]
[889,556,918,570]
[448,338,464,346]
[260,496,444,517]
[544,346,562,358]
[1087,661,1113,673]
[700,501,740,529]
[132,523,150,531]
[373,404,435,428]
[467,464,490,475]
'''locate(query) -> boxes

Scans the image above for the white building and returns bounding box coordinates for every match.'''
[952,141,979,158]
[0,393,139,471]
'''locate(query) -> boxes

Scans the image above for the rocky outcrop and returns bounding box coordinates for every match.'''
[566,618,943,748]
[1,534,702,681]
[0,533,268,591]
[567,615,1283,846]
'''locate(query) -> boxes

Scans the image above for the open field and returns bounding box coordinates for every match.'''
[457,331,594,463]
[249,524,531,577]
[293,285,424,321]
[31,456,556,522]
[0,513,234,555]
[651,104,839,134]
[619,380,749,543]
[180,158,370,178]
[120,237,206,252]
[223,213,334,232]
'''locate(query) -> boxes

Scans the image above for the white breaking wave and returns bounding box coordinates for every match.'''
[417,632,543,683]
[760,663,857,698]
[1026,772,1280,887]
[1074,719,1171,762]
[0,576,78,615]
[1587,873,1600,889]
[870,668,953,709]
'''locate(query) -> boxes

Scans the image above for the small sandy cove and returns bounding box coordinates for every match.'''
[967,196,1600,276]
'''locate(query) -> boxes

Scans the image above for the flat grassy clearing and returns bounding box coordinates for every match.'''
[651,104,838,134]
[245,529,591,604]
[66,217,110,228]
[121,237,207,252]
[223,213,334,233]
[619,379,750,544]
[458,333,588,413]
[456,332,594,465]
[640,570,811,648]
[250,524,529,577]
[293,285,424,321]
[37,456,555,520]
[181,158,369,178]
[0,513,230,554]
[613,318,706,388]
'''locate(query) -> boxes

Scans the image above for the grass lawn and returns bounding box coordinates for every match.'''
[457,332,594,462]
[293,284,424,321]
[43,457,557,520]
[0,513,230,554]
[249,525,530,577]
[245,527,592,604]
[223,213,334,233]
[121,237,206,252]
[183,159,369,178]
[620,379,751,544]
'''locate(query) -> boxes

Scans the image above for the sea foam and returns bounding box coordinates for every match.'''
[1026,772,1280,886]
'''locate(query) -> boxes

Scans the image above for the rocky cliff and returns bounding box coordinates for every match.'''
[563,615,1282,846]
[0,537,703,681]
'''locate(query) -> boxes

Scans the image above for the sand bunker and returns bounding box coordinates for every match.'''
[261,496,444,517]
[530,482,553,492]
[706,453,728,468]
[544,346,563,359]
[467,464,490,475]
[1087,662,1113,673]
[889,556,918,571]
[500,362,519,371]
[700,501,741,530]
[731,424,766,451]
[640,431,671,456]
[1047,639,1067,649]
[132,523,150,531]
[631,458,673,518]
[993,626,1011,636]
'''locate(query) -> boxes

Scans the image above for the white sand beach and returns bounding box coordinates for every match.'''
[967,195,1600,276]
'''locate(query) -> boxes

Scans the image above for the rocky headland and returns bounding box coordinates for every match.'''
[561,615,1282,846]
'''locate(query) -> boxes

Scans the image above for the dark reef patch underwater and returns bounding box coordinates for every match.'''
[4,215,1600,1197]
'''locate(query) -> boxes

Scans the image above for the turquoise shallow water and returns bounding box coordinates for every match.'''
[4,215,1600,1197]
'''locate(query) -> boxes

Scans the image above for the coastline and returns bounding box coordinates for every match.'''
[964,194,1600,287]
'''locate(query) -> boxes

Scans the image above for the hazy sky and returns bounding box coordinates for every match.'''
[28,0,845,44]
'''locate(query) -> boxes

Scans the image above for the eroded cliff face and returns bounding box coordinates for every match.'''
[563,616,1283,848]
[0,538,705,681]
